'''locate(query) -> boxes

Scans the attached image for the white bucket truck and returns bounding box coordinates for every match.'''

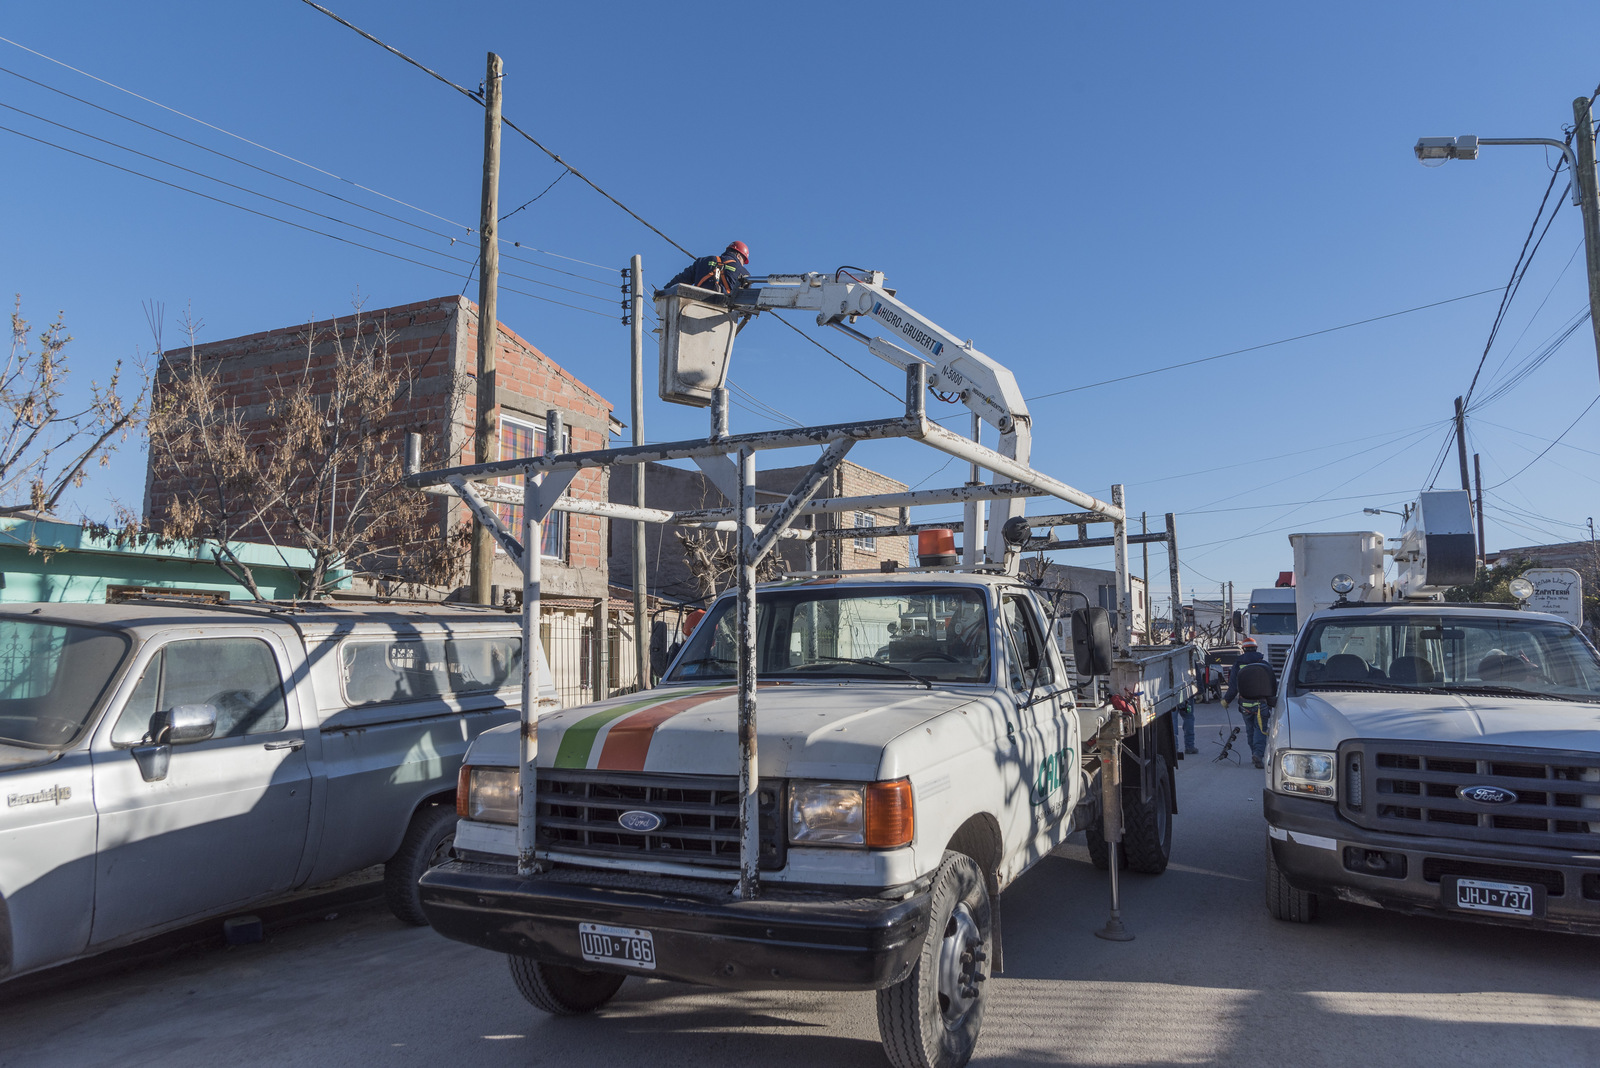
[405,269,1194,1068]
[1264,491,1600,933]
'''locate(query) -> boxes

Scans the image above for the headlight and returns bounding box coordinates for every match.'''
[457,765,517,824]
[788,779,914,848]
[1276,750,1336,800]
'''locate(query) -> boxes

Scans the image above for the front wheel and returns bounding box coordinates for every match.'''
[877,852,992,1068]
[1265,839,1319,922]
[384,804,458,926]
[508,955,626,1015]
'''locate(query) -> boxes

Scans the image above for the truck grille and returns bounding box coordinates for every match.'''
[1267,645,1290,673]
[1339,739,1600,850]
[536,769,786,870]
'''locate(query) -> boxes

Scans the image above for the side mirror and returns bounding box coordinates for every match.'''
[156,704,219,746]
[1071,607,1112,677]
[1232,610,1244,633]
[132,704,218,783]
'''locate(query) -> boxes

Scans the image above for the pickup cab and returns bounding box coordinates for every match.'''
[1264,601,1600,933]
[421,572,1181,1068]
[0,600,523,981]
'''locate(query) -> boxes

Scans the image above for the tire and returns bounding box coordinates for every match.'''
[1264,839,1318,922]
[508,955,626,1015]
[384,804,458,926]
[1122,758,1173,875]
[876,852,992,1068]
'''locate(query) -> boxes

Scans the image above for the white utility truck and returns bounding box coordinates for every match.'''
[407,270,1193,1068]
[1264,492,1600,934]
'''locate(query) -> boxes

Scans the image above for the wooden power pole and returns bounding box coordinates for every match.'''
[630,254,649,689]
[470,52,504,604]
[1574,96,1600,386]
[1474,452,1486,561]
[1453,395,1471,492]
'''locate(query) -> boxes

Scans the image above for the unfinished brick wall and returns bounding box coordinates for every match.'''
[145,295,613,599]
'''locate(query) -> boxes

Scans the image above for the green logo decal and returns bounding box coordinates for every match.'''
[1030,746,1074,807]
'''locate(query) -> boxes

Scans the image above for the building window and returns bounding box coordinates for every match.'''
[853,512,878,553]
[495,414,567,560]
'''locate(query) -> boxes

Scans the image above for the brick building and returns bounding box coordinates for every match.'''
[144,295,638,701]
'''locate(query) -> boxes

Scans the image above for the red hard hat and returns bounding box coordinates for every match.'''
[726,240,750,264]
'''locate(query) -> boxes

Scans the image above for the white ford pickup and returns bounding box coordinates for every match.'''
[1264,600,1600,933]
[421,572,1184,1068]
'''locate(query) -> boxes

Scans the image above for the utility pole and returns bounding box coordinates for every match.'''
[1140,512,1149,642]
[470,52,504,604]
[1453,396,1471,493]
[1574,96,1600,383]
[1226,581,1234,639]
[1473,452,1485,561]
[629,254,649,689]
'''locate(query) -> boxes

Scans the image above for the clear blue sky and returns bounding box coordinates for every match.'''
[4,1,1598,614]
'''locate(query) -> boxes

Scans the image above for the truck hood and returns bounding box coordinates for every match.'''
[465,682,977,779]
[1283,690,1600,753]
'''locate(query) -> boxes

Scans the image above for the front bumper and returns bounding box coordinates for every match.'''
[419,860,931,990]
[1264,792,1600,935]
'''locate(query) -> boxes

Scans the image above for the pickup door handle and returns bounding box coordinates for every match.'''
[263,739,305,752]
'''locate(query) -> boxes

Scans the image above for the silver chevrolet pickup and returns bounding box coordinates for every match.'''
[0,599,524,981]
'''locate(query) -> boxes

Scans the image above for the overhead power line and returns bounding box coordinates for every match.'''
[1485,394,1600,489]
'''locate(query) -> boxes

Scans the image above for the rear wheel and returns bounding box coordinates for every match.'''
[1122,758,1173,874]
[877,852,991,1068]
[1265,839,1318,922]
[508,955,626,1015]
[384,804,458,926]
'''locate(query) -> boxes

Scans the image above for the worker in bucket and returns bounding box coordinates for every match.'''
[1223,637,1276,769]
[667,241,751,294]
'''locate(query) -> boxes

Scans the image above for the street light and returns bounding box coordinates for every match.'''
[1415,99,1600,386]
[1363,507,1404,518]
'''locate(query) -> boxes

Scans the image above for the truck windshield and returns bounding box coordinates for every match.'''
[1250,610,1297,635]
[668,585,991,685]
[0,618,132,748]
[1292,614,1600,702]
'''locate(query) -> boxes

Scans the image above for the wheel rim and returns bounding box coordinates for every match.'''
[935,902,984,1030]
[428,832,456,870]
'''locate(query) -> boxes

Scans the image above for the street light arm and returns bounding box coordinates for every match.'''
[1470,137,1582,207]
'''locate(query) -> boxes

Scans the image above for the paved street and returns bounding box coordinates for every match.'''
[4,703,1598,1068]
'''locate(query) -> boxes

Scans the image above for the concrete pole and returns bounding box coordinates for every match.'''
[630,254,649,689]
[1111,485,1131,659]
[1166,513,1182,646]
[962,414,982,567]
[1573,97,1600,384]
[470,52,504,604]
[1140,511,1149,644]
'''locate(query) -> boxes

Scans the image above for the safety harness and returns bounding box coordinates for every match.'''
[694,255,742,294]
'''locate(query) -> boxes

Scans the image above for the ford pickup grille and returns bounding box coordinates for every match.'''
[1338,739,1600,850]
[536,769,786,870]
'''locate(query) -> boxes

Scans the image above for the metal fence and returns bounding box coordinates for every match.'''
[539,602,642,708]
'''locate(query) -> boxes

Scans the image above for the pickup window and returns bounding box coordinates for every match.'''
[339,636,522,706]
[0,619,130,749]
[1001,594,1056,692]
[1293,615,1600,701]
[670,585,991,684]
[112,637,289,743]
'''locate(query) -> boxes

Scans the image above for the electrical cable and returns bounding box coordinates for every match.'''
[1484,395,1600,489]
[0,121,617,319]
[1021,289,1501,403]
[296,1,693,260]
[774,318,902,401]
[500,171,566,223]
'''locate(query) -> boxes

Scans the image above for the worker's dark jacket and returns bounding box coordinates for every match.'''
[667,253,750,294]
[1224,649,1272,705]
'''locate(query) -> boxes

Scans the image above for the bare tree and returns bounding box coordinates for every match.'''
[675,527,788,601]
[147,302,468,598]
[0,297,144,517]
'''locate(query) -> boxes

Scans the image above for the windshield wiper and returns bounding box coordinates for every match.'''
[1441,684,1577,702]
[792,655,933,689]
[1300,680,1400,692]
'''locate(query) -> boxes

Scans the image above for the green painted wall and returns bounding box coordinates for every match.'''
[0,518,351,603]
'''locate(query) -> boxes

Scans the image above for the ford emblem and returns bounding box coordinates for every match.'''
[1458,785,1518,805]
[618,810,663,833]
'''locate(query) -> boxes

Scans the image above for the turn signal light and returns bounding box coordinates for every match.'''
[864,779,915,848]
[456,764,473,818]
